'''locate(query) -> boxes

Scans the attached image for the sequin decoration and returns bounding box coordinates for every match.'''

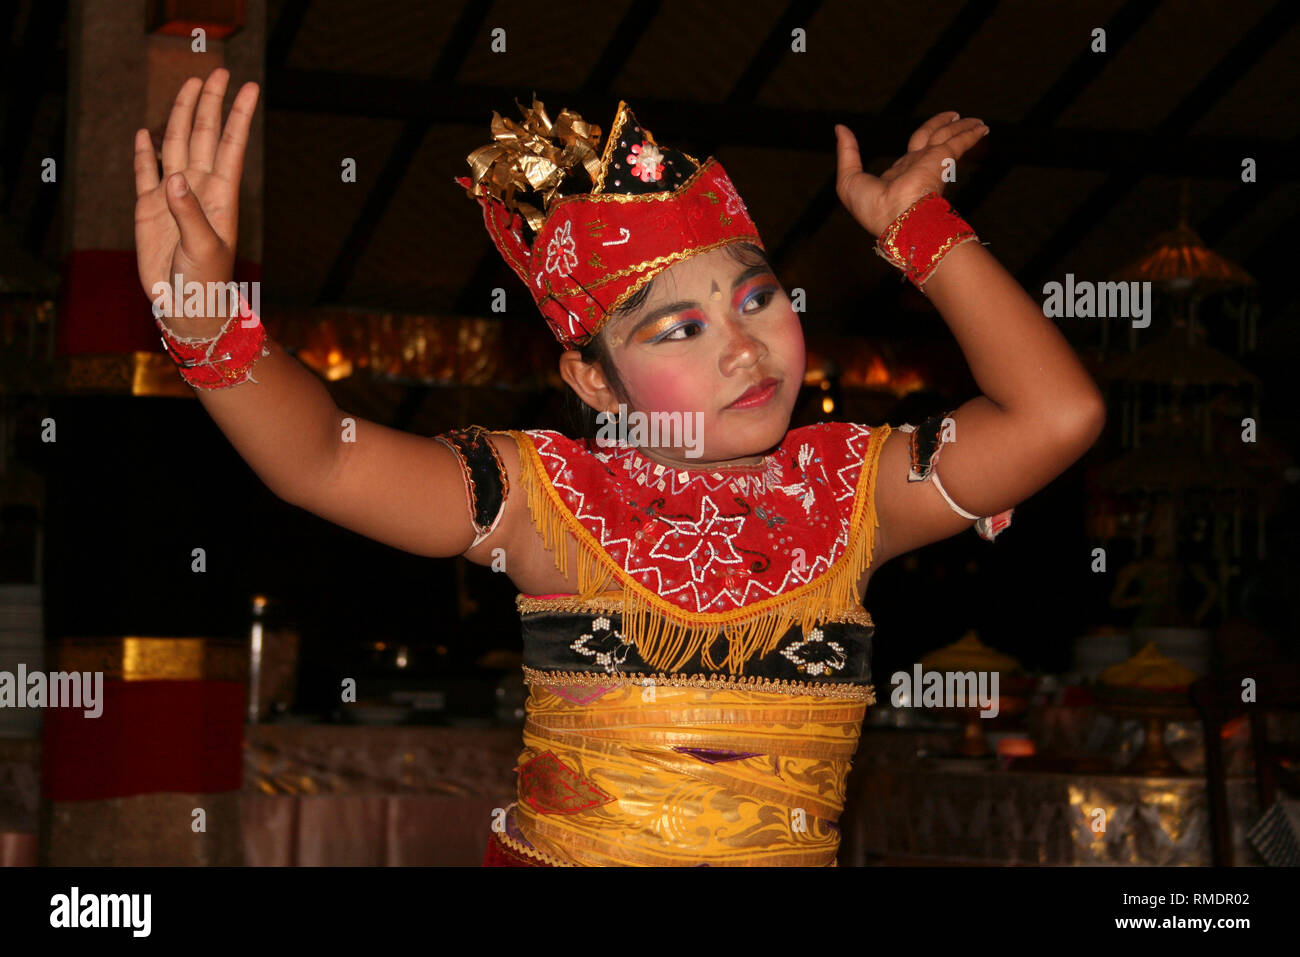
[627,142,665,182]
[519,422,880,617]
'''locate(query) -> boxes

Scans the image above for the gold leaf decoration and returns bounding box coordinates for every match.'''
[463,94,603,235]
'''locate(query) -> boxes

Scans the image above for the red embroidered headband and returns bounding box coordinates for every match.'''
[455,96,765,349]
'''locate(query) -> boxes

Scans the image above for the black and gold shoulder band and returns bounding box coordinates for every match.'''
[899,411,953,485]
[434,425,509,547]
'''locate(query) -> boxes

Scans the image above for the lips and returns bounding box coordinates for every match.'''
[726,377,779,409]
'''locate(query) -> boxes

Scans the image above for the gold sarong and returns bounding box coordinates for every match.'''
[505,680,871,866]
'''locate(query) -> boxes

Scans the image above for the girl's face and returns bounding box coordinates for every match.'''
[599,245,806,467]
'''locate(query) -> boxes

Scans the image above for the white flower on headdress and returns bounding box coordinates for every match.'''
[626,143,664,183]
[718,175,748,217]
[545,220,579,276]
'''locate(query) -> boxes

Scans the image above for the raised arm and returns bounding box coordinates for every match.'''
[869,239,1105,564]
[134,68,514,563]
[835,113,1105,566]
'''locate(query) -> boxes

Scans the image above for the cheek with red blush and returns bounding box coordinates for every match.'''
[620,365,716,416]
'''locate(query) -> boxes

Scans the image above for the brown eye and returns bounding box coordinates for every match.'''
[742,289,776,313]
[661,320,703,341]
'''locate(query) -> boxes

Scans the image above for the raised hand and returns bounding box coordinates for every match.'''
[834,111,988,238]
[133,67,260,316]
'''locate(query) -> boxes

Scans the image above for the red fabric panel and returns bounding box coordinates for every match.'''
[41,680,245,801]
[56,249,261,356]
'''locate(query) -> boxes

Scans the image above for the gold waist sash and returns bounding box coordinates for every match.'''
[511,681,869,866]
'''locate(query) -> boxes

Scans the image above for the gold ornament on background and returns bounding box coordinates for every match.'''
[464,95,603,235]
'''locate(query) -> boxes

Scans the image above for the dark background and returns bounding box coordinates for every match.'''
[3,0,1297,715]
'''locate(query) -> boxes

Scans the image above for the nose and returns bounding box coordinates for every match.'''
[717,314,767,375]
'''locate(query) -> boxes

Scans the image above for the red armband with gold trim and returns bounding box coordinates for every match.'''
[156,294,269,390]
[874,192,978,292]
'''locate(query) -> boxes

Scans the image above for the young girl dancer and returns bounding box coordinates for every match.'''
[135,69,1104,866]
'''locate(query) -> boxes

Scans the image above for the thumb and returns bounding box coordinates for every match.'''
[834,124,863,179]
[164,172,221,262]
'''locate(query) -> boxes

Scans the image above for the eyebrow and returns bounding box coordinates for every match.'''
[623,263,774,339]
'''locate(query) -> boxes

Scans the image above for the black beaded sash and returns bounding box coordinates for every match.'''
[516,595,876,701]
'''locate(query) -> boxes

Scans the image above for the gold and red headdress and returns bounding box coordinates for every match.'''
[455,96,765,349]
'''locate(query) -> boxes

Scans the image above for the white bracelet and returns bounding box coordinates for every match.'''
[928,467,981,521]
[896,422,980,521]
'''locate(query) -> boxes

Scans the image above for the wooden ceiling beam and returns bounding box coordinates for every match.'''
[267,0,311,72]
[725,0,825,106]
[951,0,1161,221]
[316,0,492,305]
[1196,129,1299,250]
[579,0,663,96]
[264,71,1297,180]
[1017,0,1299,286]
[765,0,1000,273]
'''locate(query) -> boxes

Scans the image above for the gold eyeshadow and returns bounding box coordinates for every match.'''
[633,313,696,342]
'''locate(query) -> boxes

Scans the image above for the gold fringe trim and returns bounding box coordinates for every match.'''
[504,427,891,676]
[522,666,877,703]
[516,592,876,628]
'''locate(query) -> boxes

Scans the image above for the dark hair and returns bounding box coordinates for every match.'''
[566,241,772,446]
[567,332,630,448]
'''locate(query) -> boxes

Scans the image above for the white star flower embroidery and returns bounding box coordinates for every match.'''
[717,175,748,217]
[545,220,579,276]
[648,497,746,583]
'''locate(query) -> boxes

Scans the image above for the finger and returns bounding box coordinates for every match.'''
[190,68,231,173]
[931,122,989,162]
[164,172,223,263]
[162,77,203,178]
[907,111,960,152]
[134,128,160,196]
[929,117,986,148]
[213,81,260,185]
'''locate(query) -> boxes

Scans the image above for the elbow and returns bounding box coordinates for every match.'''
[1058,394,1107,451]
[275,440,347,512]
[265,476,308,510]
[266,469,327,511]
[1083,394,1107,446]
